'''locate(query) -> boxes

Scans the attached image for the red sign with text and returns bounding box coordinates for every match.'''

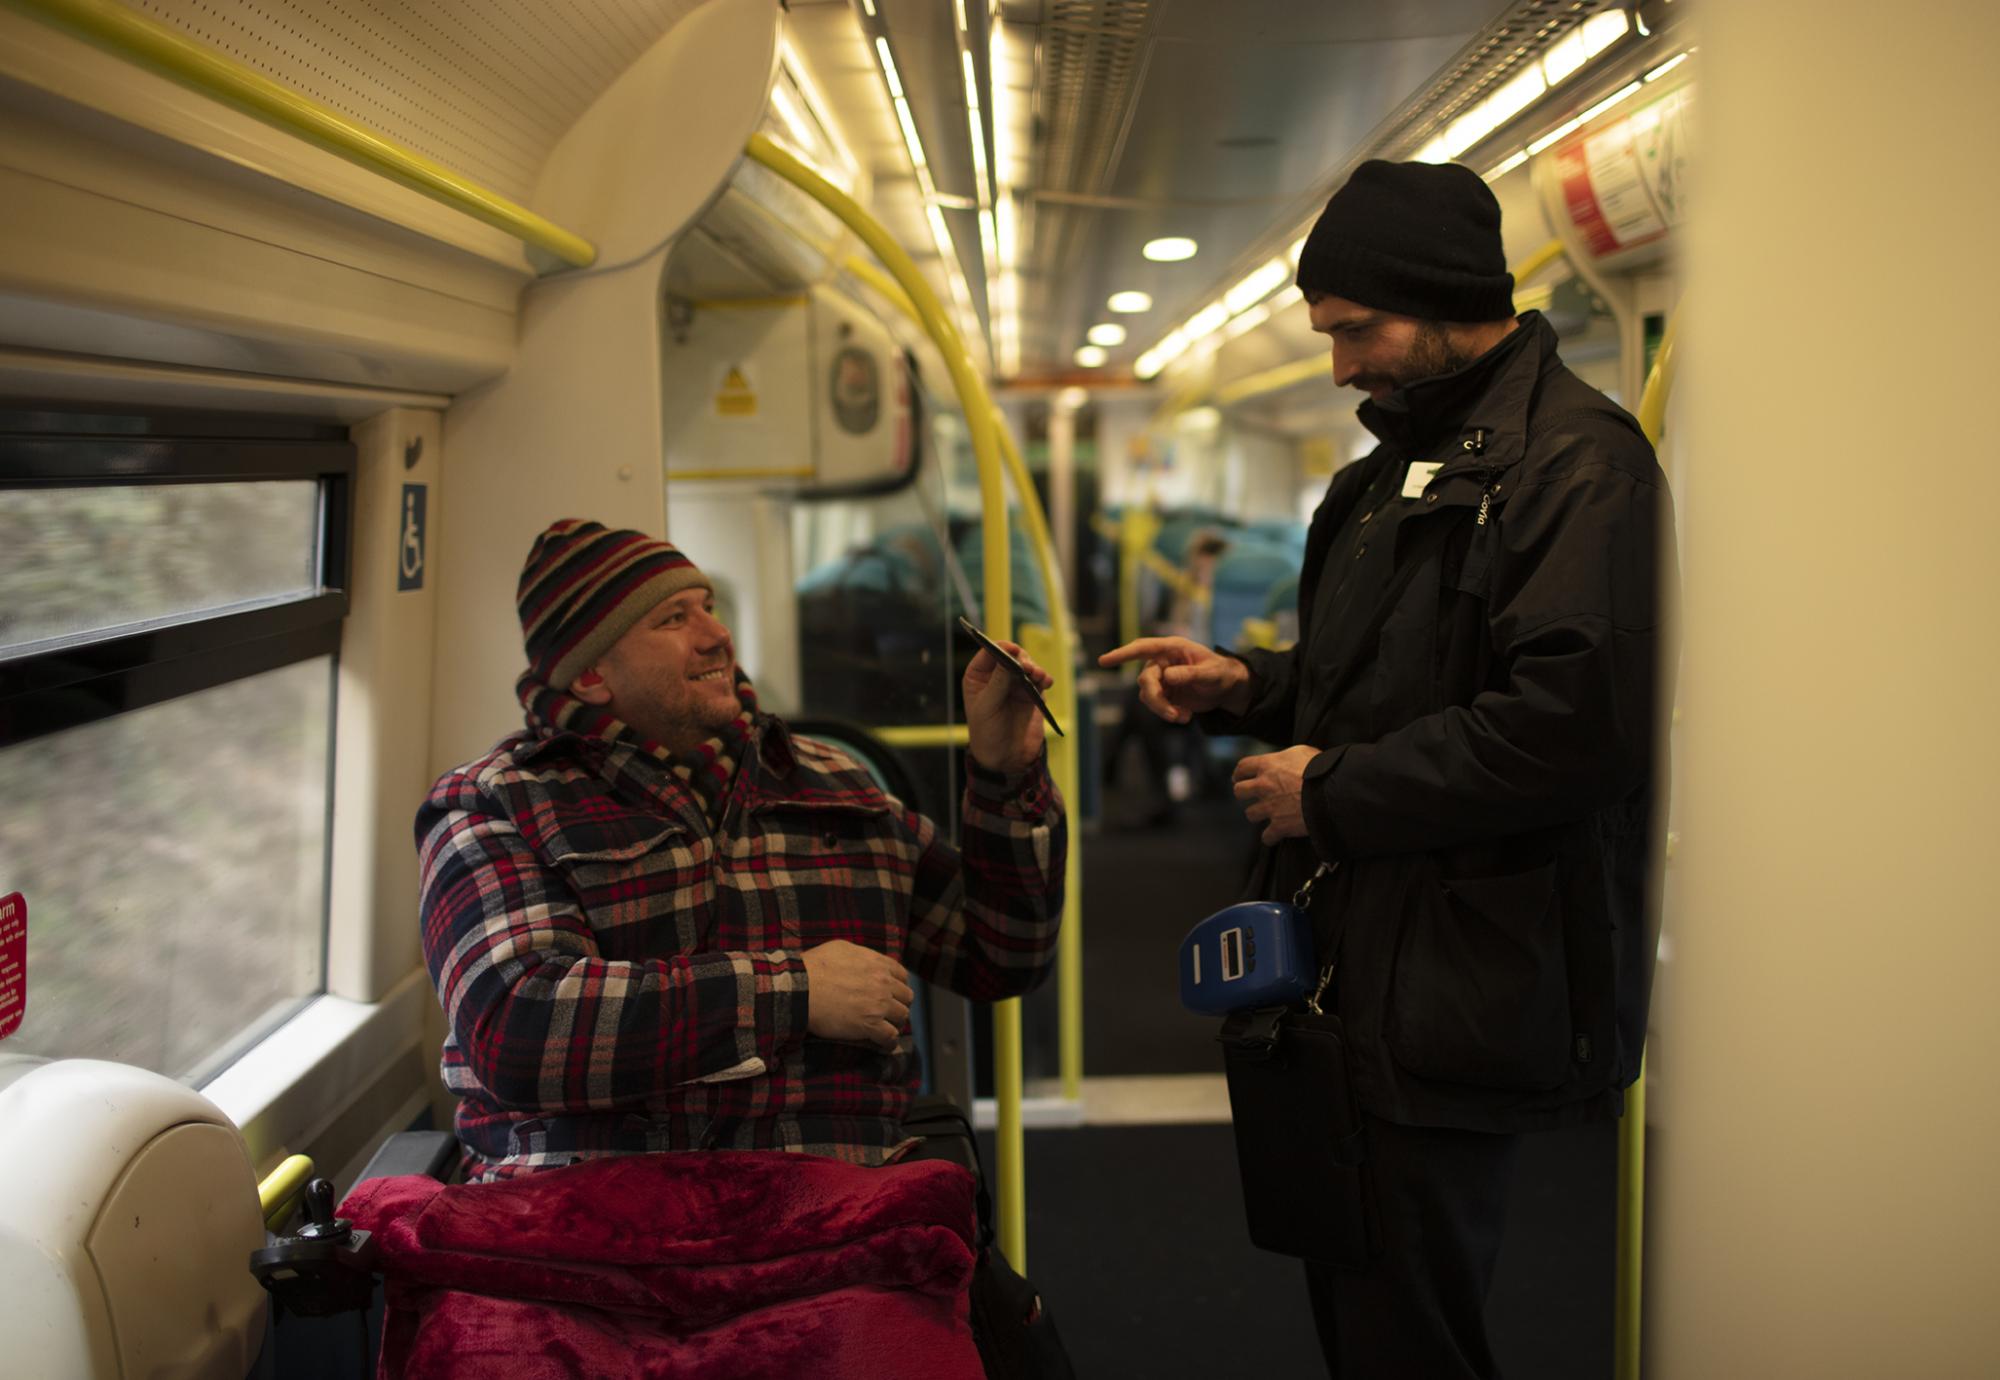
[0,892,23,1041]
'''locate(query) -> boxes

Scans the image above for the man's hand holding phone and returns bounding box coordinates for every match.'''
[960,617,1059,774]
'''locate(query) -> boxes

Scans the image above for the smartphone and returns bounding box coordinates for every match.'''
[956,615,1064,736]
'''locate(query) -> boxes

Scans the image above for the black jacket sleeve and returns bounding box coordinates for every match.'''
[1301,436,1675,859]
[1199,642,1301,745]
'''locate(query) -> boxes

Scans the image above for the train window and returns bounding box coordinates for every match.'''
[0,407,352,1083]
[0,481,321,654]
[0,658,333,1080]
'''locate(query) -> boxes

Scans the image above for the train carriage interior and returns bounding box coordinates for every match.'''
[1,0,1996,1375]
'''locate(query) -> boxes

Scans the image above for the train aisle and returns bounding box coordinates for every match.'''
[1024,766,1616,1375]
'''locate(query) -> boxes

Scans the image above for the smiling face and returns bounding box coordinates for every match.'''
[1304,290,1485,402]
[576,585,739,754]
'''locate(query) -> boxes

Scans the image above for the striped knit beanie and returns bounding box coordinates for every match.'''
[517,519,710,688]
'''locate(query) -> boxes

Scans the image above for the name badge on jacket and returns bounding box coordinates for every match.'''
[1401,461,1443,499]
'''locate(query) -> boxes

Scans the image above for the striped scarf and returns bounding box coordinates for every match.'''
[514,669,758,828]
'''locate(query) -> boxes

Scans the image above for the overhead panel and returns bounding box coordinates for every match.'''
[126,0,707,203]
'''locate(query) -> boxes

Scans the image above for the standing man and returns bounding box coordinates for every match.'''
[1102,161,1675,1376]
[418,520,1064,1181]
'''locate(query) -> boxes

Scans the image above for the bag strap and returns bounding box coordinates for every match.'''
[1292,862,1342,1015]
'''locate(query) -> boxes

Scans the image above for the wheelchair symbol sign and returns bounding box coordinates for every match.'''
[398,484,427,591]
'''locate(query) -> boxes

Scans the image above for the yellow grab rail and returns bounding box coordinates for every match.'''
[1513,238,1568,290]
[257,1153,314,1231]
[744,131,1030,1271]
[1615,1054,1647,1380]
[8,0,597,268]
[987,425,1084,1103]
[755,205,1090,1106]
[872,724,973,749]
[1612,295,1678,1380]
[842,255,922,333]
[1637,304,1680,443]
[840,254,1089,1105]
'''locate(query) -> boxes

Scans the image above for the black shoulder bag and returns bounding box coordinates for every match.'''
[1216,862,1379,1268]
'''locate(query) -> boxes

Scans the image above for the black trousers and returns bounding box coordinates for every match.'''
[1303,1116,1521,1379]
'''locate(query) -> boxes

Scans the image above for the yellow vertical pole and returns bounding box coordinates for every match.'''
[845,252,1088,1106]
[1615,297,1678,1380]
[745,133,1027,1269]
[1615,1058,1647,1380]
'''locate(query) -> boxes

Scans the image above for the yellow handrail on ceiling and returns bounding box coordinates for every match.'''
[7,0,597,268]
[743,131,1039,1272]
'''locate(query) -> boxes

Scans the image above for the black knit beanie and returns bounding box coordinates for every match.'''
[1295,160,1514,322]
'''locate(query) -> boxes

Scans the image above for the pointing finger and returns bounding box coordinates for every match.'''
[1097,638,1182,668]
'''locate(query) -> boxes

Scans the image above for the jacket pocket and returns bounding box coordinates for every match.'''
[745,795,904,947]
[1388,860,1575,1091]
[545,813,704,953]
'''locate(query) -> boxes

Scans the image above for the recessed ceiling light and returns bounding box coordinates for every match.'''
[1142,237,1198,262]
[1074,345,1108,367]
[1086,323,1127,346]
[1107,291,1152,313]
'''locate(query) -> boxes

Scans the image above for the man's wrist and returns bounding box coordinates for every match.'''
[967,746,1045,792]
[1216,654,1255,717]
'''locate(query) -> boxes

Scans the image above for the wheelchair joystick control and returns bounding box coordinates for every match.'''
[250,1176,380,1317]
[296,1177,353,1241]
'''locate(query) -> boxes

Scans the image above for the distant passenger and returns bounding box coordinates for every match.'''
[416,520,1064,1180]
[1102,161,1675,1378]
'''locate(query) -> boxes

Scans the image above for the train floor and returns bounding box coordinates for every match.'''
[1017,759,1621,1377]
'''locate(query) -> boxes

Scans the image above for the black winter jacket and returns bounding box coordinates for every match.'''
[1212,312,1676,1133]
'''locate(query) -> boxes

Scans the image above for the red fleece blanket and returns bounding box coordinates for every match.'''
[341,1151,984,1378]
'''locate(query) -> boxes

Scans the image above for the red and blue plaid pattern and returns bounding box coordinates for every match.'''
[416,700,1065,1180]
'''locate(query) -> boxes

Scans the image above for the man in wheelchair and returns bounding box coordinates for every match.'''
[381,519,1067,1374]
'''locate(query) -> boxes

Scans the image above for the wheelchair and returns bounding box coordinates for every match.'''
[248,720,1069,1378]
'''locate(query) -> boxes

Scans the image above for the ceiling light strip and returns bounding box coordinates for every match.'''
[870,27,982,360]
[1139,13,1685,381]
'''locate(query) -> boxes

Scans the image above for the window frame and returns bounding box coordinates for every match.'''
[0,404,354,749]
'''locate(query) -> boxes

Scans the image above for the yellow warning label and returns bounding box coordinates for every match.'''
[715,365,757,417]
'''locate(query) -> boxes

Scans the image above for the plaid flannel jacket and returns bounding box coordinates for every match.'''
[416,713,1064,1179]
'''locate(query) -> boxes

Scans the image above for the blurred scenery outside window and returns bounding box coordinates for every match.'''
[0,481,319,653]
[0,477,335,1083]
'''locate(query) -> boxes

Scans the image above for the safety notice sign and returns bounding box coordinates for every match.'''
[714,364,758,417]
[0,892,25,1042]
[1556,86,1692,258]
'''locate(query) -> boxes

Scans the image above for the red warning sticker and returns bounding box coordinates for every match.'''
[0,892,24,1042]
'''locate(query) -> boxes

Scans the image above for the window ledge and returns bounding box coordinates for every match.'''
[203,968,430,1171]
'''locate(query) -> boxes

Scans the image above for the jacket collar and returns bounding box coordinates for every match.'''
[1357,311,1556,470]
